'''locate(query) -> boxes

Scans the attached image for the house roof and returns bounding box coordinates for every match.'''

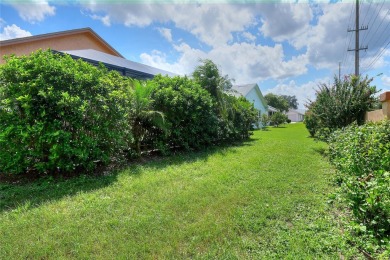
[60,49,177,79]
[231,83,258,97]
[268,106,278,112]
[231,83,268,108]
[0,27,123,58]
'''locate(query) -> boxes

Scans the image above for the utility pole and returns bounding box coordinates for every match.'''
[348,0,368,76]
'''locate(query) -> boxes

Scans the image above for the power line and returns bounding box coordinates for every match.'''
[344,34,355,74]
[361,0,385,44]
[360,0,372,26]
[361,9,390,60]
[363,39,390,71]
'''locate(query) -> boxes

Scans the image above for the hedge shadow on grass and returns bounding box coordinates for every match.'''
[0,135,258,213]
[0,173,119,213]
[126,135,258,175]
[311,147,328,157]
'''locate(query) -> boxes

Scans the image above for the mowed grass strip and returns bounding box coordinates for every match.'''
[0,123,358,258]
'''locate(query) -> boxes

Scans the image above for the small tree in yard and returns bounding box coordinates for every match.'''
[270,112,287,127]
[260,113,270,130]
[305,75,378,139]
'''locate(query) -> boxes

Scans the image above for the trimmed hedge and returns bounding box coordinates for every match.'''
[150,75,218,150]
[0,50,258,175]
[328,121,390,256]
[0,50,131,174]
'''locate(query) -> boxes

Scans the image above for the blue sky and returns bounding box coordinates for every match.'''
[1,0,390,109]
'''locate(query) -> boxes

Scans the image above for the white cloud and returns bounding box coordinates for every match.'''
[290,2,352,69]
[157,27,173,42]
[140,41,308,84]
[0,24,32,41]
[241,32,256,43]
[81,1,390,73]
[381,75,390,87]
[140,44,206,76]
[289,2,390,72]
[90,14,111,26]
[82,3,254,47]
[264,77,331,110]
[360,49,390,73]
[258,3,313,43]
[6,0,55,23]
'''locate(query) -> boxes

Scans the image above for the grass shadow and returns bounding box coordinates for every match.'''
[127,136,258,174]
[312,147,329,157]
[0,137,259,213]
[0,172,120,213]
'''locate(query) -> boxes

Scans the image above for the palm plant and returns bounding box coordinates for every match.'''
[128,80,165,156]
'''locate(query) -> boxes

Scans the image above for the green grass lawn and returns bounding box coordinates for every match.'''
[0,123,360,259]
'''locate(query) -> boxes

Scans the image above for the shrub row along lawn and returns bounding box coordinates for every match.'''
[0,123,359,258]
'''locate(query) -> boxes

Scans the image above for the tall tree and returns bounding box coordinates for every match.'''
[281,95,298,109]
[192,59,233,99]
[192,59,235,119]
[264,93,289,112]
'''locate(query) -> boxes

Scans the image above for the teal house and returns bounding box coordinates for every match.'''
[231,83,268,127]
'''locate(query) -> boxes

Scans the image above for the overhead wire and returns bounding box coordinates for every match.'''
[360,0,372,26]
[361,0,385,45]
[363,39,390,71]
[360,1,390,73]
[361,9,390,60]
[341,0,390,75]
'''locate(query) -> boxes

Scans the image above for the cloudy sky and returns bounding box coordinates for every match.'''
[1,0,390,109]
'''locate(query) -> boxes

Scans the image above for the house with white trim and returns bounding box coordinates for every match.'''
[231,83,269,127]
[286,109,305,122]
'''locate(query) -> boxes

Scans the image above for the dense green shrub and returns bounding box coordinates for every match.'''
[0,53,258,175]
[191,59,258,139]
[227,95,258,140]
[304,109,318,137]
[270,112,287,127]
[0,50,131,174]
[305,76,378,140]
[329,121,390,255]
[150,75,258,151]
[150,75,218,150]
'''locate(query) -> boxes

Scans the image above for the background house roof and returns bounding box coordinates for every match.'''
[0,27,123,58]
[231,83,268,109]
[61,49,177,79]
[268,106,278,112]
[231,83,258,97]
